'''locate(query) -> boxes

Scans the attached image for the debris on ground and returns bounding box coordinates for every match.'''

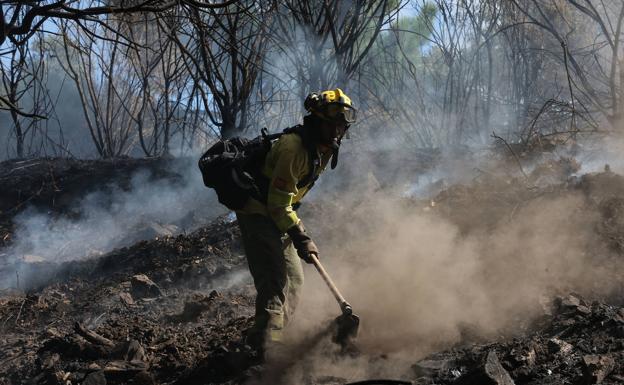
[412,294,624,384]
[2,157,624,384]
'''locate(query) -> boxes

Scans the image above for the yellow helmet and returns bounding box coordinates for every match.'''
[304,88,357,124]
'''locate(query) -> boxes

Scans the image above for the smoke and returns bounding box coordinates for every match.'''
[268,148,624,383]
[3,4,624,383]
[1,157,225,289]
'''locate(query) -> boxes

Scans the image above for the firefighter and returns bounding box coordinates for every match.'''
[235,88,357,351]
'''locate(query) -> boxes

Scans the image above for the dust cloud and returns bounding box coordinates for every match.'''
[277,153,623,383]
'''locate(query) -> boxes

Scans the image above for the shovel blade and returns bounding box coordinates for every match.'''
[332,313,360,347]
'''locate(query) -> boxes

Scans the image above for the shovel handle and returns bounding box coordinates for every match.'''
[309,254,353,315]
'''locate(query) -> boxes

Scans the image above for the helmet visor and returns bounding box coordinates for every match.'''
[325,103,357,124]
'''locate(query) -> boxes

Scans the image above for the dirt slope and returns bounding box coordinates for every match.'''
[2,157,624,385]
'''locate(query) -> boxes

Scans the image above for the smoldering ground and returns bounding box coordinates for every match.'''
[1,143,623,385]
[0,157,225,289]
[260,148,624,384]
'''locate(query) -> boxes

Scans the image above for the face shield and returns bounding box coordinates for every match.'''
[324,103,357,124]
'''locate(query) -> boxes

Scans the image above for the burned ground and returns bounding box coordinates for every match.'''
[2,156,624,385]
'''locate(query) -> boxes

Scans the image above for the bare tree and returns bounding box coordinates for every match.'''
[0,36,54,157]
[0,0,239,121]
[125,13,191,156]
[0,0,239,46]
[57,19,142,157]
[359,0,594,149]
[6,0,618,160]
[171,1,272,138]
[510,0,624,131]
[272,0,396,96]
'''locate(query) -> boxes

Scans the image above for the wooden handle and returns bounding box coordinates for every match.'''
[309,254,352,315]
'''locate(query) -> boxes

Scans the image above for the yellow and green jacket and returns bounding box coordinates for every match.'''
[236,132,332,233]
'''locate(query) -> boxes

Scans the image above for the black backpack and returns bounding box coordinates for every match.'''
[198,127,320,210]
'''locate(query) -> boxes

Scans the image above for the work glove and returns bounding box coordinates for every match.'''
[287,221,318,264]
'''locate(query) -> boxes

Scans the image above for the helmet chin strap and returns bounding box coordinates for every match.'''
[330,137,340,169]
[330,125,349,169]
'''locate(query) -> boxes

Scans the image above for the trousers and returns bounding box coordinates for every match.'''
[236,212,304,344]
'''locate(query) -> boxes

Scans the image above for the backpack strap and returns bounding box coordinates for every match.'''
[282,125,319,189]
[250,125,322,205]
[261,127,284,142]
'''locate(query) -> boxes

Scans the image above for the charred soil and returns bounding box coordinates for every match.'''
[2,157,624,385]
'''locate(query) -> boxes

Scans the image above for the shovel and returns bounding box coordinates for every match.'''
[309,254,360,347]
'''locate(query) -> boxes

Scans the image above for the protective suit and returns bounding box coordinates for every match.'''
[235,88,356,347]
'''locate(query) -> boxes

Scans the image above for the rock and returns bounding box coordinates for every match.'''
[555,294,593,316]
[119,292,135,306]
[483,351,516,385]
[582,354,615,384]
[548,338,573,355]
[412,358,452,378]
[613,308,624,324]
[455,351,515,385]
[130,274,162,298]
[83,370,107,385]
[125,340,146,362]
[558,294,582,309]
